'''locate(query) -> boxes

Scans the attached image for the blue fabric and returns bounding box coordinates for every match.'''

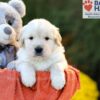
[0,52,6,67]
[0,46,16,68]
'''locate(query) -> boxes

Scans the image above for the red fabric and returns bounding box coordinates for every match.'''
[0,65,80,100]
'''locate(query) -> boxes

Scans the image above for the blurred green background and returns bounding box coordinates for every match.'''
[1,0,100,99]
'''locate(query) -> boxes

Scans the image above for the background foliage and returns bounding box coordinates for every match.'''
[1,0,100,99]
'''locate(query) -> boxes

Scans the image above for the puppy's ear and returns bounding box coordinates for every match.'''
[8,0,26,17]
[55,28,62,46]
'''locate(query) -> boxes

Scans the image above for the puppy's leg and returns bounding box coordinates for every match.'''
[50,63,66,90]
[17,62,36,87]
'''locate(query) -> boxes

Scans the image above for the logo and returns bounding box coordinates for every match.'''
[83,0,100,19]
[83,0,93,11]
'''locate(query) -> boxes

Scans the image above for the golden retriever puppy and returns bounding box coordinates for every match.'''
[8,19,68,90]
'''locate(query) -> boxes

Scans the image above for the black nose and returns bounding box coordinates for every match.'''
[4,27,12,35]
[35,47,43,55]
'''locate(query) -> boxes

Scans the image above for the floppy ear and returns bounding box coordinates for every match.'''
[55,28,62,46]
[9,0,26,17]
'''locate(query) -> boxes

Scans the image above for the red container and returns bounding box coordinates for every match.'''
[0,65,80,100]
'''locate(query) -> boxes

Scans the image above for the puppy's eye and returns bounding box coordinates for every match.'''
[45,37,50,41]
[29,36,34,40]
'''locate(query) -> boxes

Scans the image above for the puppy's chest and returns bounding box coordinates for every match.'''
[31,61,51,71]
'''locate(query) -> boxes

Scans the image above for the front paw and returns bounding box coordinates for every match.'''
[21,72,36,87]
[51,74,66,90]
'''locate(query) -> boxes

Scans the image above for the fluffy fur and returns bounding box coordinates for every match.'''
[8,19,68,90]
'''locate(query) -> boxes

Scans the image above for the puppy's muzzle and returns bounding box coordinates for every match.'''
[35,46,43,56]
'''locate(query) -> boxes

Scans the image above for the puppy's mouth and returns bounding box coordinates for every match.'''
[34,53,43,57]
[33,53,48,61]
[33,52,47,59]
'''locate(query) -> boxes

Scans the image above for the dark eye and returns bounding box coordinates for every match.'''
[29,36,33,40]
[45,37,50,41]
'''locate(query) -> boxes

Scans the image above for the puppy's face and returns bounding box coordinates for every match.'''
[20,19,62,60]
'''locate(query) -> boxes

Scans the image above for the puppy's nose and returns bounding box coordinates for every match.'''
[35,47,43,55]
[4,27,12,35]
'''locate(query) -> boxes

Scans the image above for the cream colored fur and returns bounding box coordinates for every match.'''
[8,19,68,90]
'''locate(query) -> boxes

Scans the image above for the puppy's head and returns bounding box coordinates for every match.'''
[19,19,62,60]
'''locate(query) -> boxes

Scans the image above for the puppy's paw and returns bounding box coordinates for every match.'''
[51,73,66,90]
[21,72,36,87]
